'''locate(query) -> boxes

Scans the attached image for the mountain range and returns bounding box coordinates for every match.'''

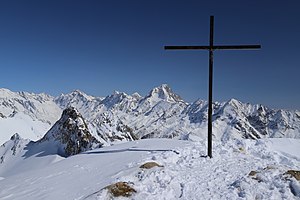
[0,84,300,148]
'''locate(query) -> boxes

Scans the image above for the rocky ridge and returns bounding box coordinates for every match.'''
[0,85,299,146]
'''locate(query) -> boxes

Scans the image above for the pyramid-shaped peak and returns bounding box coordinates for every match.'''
[147,84,184,103]
[226,98,243,107]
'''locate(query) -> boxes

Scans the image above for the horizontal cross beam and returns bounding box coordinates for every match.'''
[164,45,261,50]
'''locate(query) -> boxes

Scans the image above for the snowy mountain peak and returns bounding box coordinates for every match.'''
[39,107,101,157]
[55,90,95,108]
[68,90,94,100]
[146,84,183,103]
[101,91,129,108]
[226,98,243,107]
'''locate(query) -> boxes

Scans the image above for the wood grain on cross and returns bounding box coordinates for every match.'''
[165,16,261,158]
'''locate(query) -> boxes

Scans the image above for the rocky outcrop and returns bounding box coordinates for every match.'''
[40,107,101,157]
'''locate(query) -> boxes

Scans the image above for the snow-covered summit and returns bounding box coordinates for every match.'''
[145,84,184,103]
[101,91,130,109]
[55,89,97,109]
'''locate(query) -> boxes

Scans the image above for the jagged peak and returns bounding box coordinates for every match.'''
[55,90,95,107]
[61,106,82,119]
[227,98,241,105]
[146,84,184,103]
[111,90,128,97]
[43,106,84,141]
[101,91,130,107]
[223,98,245,110]
[40,107,101,157]
[69,89,94,99]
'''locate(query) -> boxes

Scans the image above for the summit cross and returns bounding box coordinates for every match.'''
[164,16,261,158]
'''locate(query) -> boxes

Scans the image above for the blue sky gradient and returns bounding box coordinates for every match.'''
[0,0,299,109]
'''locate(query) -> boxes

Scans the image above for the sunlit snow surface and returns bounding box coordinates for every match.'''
[0,138,299,200]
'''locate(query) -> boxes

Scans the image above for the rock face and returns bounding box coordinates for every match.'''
[39,107,101,157]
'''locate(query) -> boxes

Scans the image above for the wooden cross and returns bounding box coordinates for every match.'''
[164,16,261,158]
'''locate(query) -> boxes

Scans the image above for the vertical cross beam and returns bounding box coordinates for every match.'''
[208,16,214,158]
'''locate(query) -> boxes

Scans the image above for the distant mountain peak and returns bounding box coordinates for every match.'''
[147,84,184,103]
[100,91,131,109]
[69,89,93,99]
[227,98,241,105]
[55,90,95,108]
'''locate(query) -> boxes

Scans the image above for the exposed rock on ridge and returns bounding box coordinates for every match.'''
[40,107,101,157]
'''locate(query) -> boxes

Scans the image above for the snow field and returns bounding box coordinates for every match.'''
[0,138,299,199]
[87,139,300,200]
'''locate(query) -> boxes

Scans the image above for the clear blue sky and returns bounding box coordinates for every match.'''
[0,0,299,110]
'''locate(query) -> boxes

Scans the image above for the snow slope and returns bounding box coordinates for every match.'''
[0,133,63,177]
[0,138,299,200]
